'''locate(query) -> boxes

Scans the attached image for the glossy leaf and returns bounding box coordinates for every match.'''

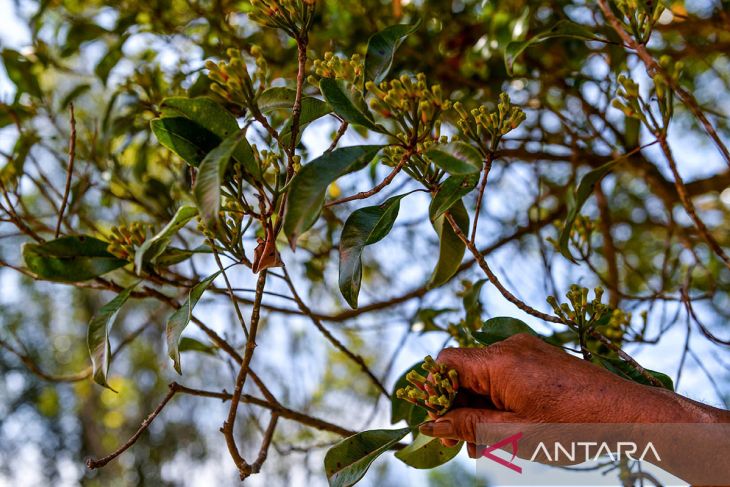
[320,78,382,132]
[324,428,410,487]
[365,20,420,84]
[473,317,539,346]
[167,271,221,374]
[87,284,136,389]
[23,236,127,282]
[280,97,333,147]
[558,156,627,263]
[425,142,482,175]
[283,145,383,248]
[391,362,429,426]
[596,357,674,391]
[505,20,598,75]
[151,117,221,166]
[160,96,239,140]
[134,205,198,275]
[193,132,242,226]
[257,87,298,112]
[429,173,479,221]
[339,194,406,309]
[429,199,468,287]
[395,433,462,469]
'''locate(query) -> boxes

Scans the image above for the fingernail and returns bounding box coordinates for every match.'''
[419,418,453,437]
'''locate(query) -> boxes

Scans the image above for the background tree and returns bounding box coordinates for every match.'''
[0,0,729,485]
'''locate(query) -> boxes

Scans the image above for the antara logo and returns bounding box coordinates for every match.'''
[479,434,661,473]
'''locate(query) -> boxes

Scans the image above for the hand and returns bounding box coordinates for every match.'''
[418,333,723,458]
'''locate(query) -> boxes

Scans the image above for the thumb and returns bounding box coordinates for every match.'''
[419,408,520,444]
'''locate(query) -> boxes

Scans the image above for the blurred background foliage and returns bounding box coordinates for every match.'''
[0,0,729,485]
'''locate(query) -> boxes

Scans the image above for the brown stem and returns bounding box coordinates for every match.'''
[87,382,179,469]
[280,265,390,397]
[469,153,493,245]
[324,152,409,208]
[55,104,76,238]
[597,0,730,167]
[221,270,268,479]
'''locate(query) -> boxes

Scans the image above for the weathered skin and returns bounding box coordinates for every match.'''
[419,333,730,483]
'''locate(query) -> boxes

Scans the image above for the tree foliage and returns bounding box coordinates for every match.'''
[1,0,729,485]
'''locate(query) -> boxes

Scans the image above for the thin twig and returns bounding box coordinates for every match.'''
[325,153,409,208]
[86,382,179,469]
[469,153,493,245]
[55,104,76,238]
[325,120,349,153]
[249,413,279,475]
[280,265,390,397]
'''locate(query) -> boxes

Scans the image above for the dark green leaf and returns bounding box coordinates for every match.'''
[425,142,482,175]
[395,433,462,469]
[320,78,382,132]
[429,199,468,287]
[595,357,674,391]
[558,155,628,263]
[87,284,136,389]
[324,428,410,487]
[463,279,487,330]
[504,20,599,76]
[23,236,127,282]
[365,20,421,84]
[1,49,43,99]
[160,97,239,140]
[339,194,407,309]
[257,87,298,112]
[280,97,333,147]
[167,271,221,374]
[194,132,242,226]
[391,362,429,426]
[429,173,479,221]
[151,117,221,166]
[134,205,198,275]
[178,337,216,356]
[283,145,383,247]
[473,317,539,346]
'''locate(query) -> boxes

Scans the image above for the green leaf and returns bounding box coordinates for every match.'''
[60,83,91,110]
[193,132,242,226]
[429,173,479,221]
[160,97,239,140]
[1,49,43,99]
[595,357,674,391]
[395,434,462,469]
[166,271,221,374]
[463,279,487,331]
[320,78,382,132]
[324,428,410,487]
[558,156,628,263]
[151,117,221,166]
[425,142,483,175]
[365,20,421,84]
[154,97,259,179]
[429,199,468,287]
[339,194,406,309]
[473,317,539,346]
[283,145,383,248]
[257,87,298,112]
[23,236,127,283]
[391,362,429,426]
[178,337,216,356]
[504,20,599,76]
[134,205,198,275]
[87,284,137,389]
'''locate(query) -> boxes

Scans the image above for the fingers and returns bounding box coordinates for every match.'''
[419,407,520,445]
[435,347,497,396]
